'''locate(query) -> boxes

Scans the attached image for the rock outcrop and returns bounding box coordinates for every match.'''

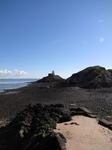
[0,103,111,150]
[37,74,65,84]
[66,66,112,88]
[0,103,99,150]
[0,104,69,150]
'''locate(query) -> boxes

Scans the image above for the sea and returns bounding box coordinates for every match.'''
[0,79,38,93]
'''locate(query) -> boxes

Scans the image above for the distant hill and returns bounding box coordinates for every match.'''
[37,73,65,83]
[66,66,112,88]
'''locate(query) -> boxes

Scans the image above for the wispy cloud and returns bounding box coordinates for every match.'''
[99,37,104,43]
[0,69,27,76]
[98,19,104,23]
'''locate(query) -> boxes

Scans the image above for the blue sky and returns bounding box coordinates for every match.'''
[0,0,112,78]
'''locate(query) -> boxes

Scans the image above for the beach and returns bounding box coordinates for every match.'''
[54,116,112,150]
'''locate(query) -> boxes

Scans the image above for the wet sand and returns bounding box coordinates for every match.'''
[54,116,112,150]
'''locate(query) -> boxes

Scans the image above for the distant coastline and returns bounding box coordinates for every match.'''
[0,78,38,93]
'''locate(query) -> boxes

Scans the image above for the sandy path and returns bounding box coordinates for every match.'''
[54,116,112,150]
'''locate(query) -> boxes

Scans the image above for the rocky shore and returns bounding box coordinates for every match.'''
[0,69,112,149]
[0,102,112,150]
[0,81,112,124]
[0,103,68,150]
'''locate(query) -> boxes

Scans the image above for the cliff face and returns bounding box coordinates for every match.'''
[66,66,112,88]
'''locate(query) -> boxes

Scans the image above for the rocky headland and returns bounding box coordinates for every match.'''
[65,66,112,88]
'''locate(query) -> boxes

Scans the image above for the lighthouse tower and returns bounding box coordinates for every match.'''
[52,70,55,76]
[48,70,55,77]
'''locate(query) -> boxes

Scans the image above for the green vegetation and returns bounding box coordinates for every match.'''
[94,66,105,71]
[42,132,46,138]
[39,118,55,138]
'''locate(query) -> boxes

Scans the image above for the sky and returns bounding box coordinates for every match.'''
[0,0,112,78]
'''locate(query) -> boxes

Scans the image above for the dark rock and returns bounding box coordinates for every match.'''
[86,114,97,118]
[0,104,68,150]
[58,132,67,143]
[70,122,79,125]
[37,74,65,84]
[80,107,92,114]
[58,114,72,123]
[98,119,112,130]
[66,66,112,88]
[70,107,77,111]
[70,107,85,116]
[53,103,64,108]
[108,126,112,130]
[70,107,83,112]
[54,133,67,150]
[70,111,85,116]
[79,107,97,118]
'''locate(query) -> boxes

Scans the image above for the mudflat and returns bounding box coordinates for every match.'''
[0,82,112,126]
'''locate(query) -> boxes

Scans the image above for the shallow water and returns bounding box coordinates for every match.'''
[0,79,38,93]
